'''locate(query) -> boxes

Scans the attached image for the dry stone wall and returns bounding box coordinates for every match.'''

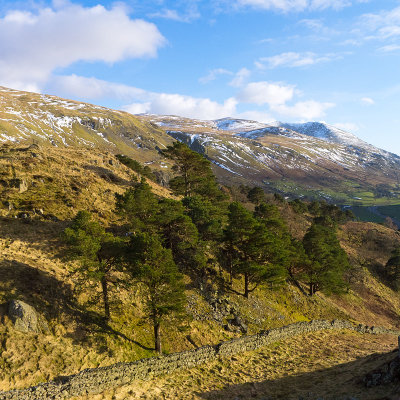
[1,319,398,400]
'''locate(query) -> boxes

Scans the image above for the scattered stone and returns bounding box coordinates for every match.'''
[7,299,49,334]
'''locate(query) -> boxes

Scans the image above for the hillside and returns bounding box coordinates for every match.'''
[138,114,400,205]
[2,86,400,207]
[0,86,173,168]
[1,88,400,398]
[0,142,400,394]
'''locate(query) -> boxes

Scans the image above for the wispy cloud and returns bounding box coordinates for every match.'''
[148,6,200,22]
[333,122,359,132]
[378,44,400,52]
[361,97,374,105]
[229,68,251,87]
[356,6,400,43]
[255,52,341,69]
[199,68,233,84]
[235,0,365,13]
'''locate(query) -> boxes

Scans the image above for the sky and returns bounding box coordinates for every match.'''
[1,0,400,155]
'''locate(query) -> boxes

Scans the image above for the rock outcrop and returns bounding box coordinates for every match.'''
[7,299,49,334]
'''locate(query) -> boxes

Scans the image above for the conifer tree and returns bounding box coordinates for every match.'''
[223,202,286,298]
[63,211,123,322]
[302,218,350,295]
[156,198,206,272]
[115,178,158,232]
[162,141,221,200]
[247,186,265,205]
[182,195,225,243]
[126,233,186,353]
[386,247,400,290]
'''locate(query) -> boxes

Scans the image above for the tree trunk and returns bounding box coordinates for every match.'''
[154,322,162,353]
[101,276,110,322]
[244,273,249,298]
[288,270,308,296]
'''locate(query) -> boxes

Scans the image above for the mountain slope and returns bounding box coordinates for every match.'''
[0,86,173,167]
[1,86,400,205]
[138,114,400,204]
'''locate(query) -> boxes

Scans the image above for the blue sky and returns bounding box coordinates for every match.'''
[1,0,400,154]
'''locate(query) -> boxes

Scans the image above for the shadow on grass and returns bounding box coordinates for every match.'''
[84,165,132,186]
[0,259,152,351]
[196,351,400,400]
[0,259,76,320]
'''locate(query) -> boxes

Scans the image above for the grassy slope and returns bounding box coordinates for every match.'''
[72,331,399,400]
[1,148,400,395]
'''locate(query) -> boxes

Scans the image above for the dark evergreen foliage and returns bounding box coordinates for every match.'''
[302,218,350,295]
[385,247,400,290]
[116,154,156,181]
[162,141,223,200]
[63,211,124,321]
[125,233,186,353]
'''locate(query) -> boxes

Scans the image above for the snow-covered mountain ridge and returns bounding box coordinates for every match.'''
[137,114,400,204]
[1,86,399,204]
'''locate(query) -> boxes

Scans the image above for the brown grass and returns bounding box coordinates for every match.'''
[71,330,399,400]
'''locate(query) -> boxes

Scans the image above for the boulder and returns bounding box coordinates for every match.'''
[8,299,49,334]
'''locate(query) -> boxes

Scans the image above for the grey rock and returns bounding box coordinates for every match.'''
[8,300,49,334]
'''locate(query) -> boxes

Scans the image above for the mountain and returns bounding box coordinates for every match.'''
[0,86,174,168]
[137,115,400,204]
[1,86,400,205]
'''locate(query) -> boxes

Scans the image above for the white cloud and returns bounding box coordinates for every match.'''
[0,3,165,90]
[357,6,400,42]
[199,68,233,84]
[229,68,251,87]
[55,74,238,120]
[256,52,337,69]
[361,97,374,105]
[50,75,148,101]
[148,6,200,22]
[51,74,333,122]
[238,81,295,106]
[123,102,152,114]
[333,122,359,132]
[235,0,364,12]
[378,44,400,52]
[124,95,238,120]
[273,100,335,120]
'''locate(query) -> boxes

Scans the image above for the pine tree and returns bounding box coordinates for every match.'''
[247,186,265,205]
[126,233,186,353]
[386,247,400,290]
[156,198,206,272]
[115,178,158,232]
[182,195,225,243]
[162,141,222,200]
[302,218,350,295]
[223,202,286,298]
[63,211,123,322]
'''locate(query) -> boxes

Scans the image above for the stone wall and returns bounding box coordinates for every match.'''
[1,320,398,400]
